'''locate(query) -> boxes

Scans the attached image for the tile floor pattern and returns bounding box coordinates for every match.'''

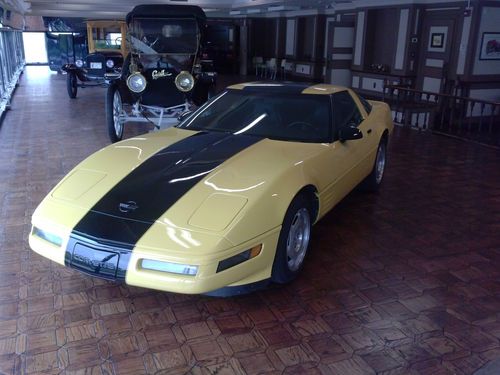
[0,66,499,374]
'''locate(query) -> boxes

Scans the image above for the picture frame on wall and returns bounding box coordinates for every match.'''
[430,33,444,49]
[479,32,500,60]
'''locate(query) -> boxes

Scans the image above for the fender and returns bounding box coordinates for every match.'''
[62,65,92,83]
[61,63,76,73]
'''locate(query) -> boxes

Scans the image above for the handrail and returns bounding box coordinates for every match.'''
[384,84,499,107]
[0,29,25,120]
[382,84,500,147]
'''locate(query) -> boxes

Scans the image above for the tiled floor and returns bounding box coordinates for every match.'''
[0,66,499,374]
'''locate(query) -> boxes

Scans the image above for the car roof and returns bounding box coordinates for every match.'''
[227,82,349,96]
[126,4,206,25]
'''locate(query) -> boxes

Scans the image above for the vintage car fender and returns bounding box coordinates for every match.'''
[61,64,92,82]
[61,63,76,72]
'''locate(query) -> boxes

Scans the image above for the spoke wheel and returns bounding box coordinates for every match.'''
[112,91,123,139]
[67,72,77,98]
[106,84,125,143]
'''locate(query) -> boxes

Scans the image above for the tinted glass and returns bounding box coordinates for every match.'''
[130,18,198,54]
[178,90,331,143]
[332,91,363,128]
[358,94,372,114]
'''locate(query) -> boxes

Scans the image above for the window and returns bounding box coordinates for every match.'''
[358,95,372,114]
[332,91,363,130]
[130,18,198,54]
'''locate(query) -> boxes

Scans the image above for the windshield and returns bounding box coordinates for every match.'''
[178,90,332,143]
[129,18,198,54]
[92,29,122,50]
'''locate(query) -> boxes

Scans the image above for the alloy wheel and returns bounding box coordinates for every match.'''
[286,208,311,272]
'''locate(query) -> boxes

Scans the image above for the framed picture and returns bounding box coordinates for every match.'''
[480,32,500,60]
[430,33,444,48]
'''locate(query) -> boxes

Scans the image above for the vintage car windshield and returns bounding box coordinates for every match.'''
[178,89,332,143]
[94,32,122,50]
[129,18,198,54]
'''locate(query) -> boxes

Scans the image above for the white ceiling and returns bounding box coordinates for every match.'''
[4,0,470,19]
[9,0,350,19]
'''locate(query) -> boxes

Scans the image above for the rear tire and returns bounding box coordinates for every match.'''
[67,71,77,98]
[271,194,312,284]
[106,84,124,143]
[362,138,387,192]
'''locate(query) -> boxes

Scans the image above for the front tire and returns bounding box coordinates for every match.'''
[271,194,312,284]
[362,138,387,191]
[106,84,124,143]
[66,71,77,98]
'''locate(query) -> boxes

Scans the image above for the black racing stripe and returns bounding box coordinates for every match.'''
[71,131,262,247]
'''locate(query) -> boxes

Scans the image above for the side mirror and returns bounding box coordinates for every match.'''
[177,110,193,122]
[339,124,363,142]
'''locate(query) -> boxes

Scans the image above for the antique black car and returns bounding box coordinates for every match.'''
[63,20,127,98]
[106,4,217,143]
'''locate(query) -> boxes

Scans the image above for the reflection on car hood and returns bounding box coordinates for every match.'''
[49,128,324,245]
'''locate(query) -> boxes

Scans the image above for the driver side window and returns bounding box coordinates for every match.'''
[333,91,363,129]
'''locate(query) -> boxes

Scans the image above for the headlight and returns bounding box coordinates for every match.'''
[140,259,198,276]
[75,59,83,68]
[106,59,114,69]
[126,72,147,93]
[175,71,195,92]
[32,226,63,247]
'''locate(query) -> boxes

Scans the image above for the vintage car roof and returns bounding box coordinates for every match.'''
[226,82,349,95]
[126,4,206,25]
[86,20,125,28]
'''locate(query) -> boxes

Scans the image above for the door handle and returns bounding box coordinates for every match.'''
[367,129,372,134]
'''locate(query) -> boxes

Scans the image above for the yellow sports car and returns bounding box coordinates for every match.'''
[29,82,393,296]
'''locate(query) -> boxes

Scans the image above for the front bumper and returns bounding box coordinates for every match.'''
[29,226,280,295]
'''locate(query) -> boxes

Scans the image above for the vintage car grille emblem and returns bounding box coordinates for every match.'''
[152,69,172,80]
[119,201,139,213]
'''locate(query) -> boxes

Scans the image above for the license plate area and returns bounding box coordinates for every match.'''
[90,62,102,69]
[72,243,119,278]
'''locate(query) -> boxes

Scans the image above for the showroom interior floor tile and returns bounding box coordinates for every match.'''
[0,66,499,374]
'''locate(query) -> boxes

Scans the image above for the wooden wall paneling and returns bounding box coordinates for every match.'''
[276,17,287,58]
[393,7,411,75]
[352,10,365,70]
[326,16,355,86]
[313,15,326,80]
[416,7,463,93]
[406,5,422,77]
[285,17,296,59]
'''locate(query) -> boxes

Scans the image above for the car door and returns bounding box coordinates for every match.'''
[316,90,376,215]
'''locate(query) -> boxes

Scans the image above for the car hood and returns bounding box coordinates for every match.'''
[47,128,325,246]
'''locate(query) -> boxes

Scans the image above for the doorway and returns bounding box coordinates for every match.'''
[325,18,355,86]
[22,32,48,65]
[416,9,461,94]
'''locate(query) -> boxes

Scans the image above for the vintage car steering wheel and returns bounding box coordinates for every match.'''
[143,35,160,48]
[287,121,315,132]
